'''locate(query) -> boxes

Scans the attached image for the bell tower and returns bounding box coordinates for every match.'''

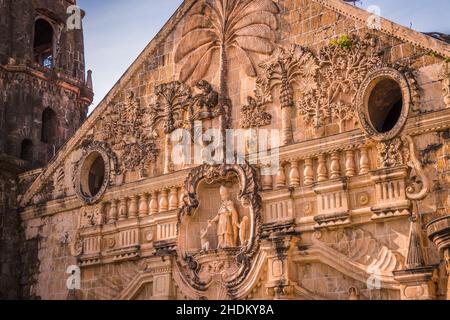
[0,0,93,298]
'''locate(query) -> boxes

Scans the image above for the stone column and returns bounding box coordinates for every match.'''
[427,215,450,300]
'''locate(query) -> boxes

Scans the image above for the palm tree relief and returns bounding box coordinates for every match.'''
[175,0,279,149]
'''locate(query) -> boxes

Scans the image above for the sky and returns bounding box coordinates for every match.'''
[77,0,450,113]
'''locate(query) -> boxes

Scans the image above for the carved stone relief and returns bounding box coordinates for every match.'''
[440,62,450,109]
[176,162,262,297]
[257,44,319,144]
[239,96,272,129]
[98,92,158,174]
[298,34,383,134]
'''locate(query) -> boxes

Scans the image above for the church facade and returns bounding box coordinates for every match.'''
[1,0,450,300]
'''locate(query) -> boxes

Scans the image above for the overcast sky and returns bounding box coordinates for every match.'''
[77,0,450,112]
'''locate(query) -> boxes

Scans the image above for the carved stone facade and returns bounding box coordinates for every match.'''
[2,0,450,300]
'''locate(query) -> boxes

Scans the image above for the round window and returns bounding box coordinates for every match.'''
[357,68,411,141]
[76,150,110,204]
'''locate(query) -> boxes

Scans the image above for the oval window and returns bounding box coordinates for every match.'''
[367,78,403,133]
[357,68,411,141]
[79,151,107,201]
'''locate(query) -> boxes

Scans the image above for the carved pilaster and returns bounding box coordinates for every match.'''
[427,215,450,300]
[441,62,450,109]
[264,236,296,300]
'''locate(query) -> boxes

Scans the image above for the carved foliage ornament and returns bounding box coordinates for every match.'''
[440,62,450,109]
[377,135,430,200]
[298,34,383,131]
[176,162,262,295]
[99,92,158,172]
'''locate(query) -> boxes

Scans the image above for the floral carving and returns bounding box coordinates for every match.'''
[100,92,158,173]
[377,137,405,168]
[298,34,383,132]
[440,62,450,109]
[257,44,319,145]
[376,135,430,200]
[239,96,272,129]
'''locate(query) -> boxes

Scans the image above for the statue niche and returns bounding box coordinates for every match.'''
[176,163,262,297]
[194,184,249,252]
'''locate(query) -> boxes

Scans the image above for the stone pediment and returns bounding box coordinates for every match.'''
[18,0,450,209]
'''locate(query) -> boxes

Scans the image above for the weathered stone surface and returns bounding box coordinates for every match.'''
[2,0,450,300]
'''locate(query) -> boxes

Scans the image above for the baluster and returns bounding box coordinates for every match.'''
[139,193,149,217]
[178,187,186,209]
[275,163,286,189]
[359,146,370,175]
[317,154,328,182]
[303,158,314,186]
[150,191,159,215]
[118,198,127,220]
[159,189,169,212]
[330,152,341,179]
[345,150,356,177]
[128,195,138,218]
[169,188,179,210]
[261,166,273,191]
[289,160,300,188]
[108,199,118,223]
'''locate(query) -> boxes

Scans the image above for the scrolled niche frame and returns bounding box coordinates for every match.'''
[176,162,263,293]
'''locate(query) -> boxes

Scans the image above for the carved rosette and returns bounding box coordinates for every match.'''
[176,162,262,296]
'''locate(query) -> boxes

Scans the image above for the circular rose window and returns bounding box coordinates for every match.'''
[357,68,411,141]
[76,149,110,204]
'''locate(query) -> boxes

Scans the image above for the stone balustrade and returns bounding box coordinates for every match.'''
[261,145,372,191]
[99,186,183,224]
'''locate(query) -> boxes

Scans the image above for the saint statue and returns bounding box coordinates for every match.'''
[209,185,239,249]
